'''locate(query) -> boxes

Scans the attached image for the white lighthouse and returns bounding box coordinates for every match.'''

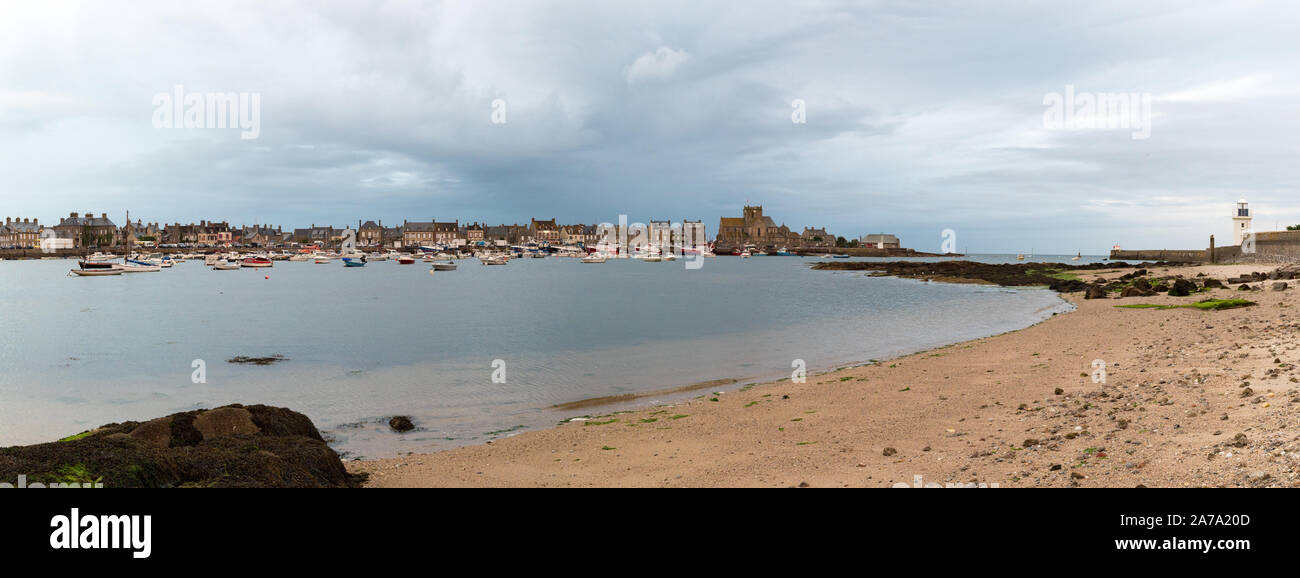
[1232,198,1252,246]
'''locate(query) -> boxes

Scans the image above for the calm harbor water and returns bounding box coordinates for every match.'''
[0,254,1099,458]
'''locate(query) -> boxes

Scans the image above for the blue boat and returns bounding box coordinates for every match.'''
[342,257,366,267]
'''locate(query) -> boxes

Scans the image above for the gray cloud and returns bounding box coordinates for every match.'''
[2,0,1298,252]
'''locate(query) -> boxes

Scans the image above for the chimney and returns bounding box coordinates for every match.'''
[71,212,79,218]
[101,213,107,219]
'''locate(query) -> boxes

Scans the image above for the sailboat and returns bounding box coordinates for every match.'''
[71,243,122,276]
[115,212,161,272]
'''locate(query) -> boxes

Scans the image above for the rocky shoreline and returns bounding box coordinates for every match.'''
[810,260,1172,292]
[0,404,363,488]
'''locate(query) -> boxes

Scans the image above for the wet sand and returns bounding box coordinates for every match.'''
[350,263,1300,487]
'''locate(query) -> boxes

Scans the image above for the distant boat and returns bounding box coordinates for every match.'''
[831,254,849,259]
[397,257,416,265]
[775,247,793,256]
[740,250,751,258]
[1071,252,1081,261]
[581,255,607,264]
[480,255,508,266]
[1016,254,1025,261]
[431,261,457,271]
[212,261,240,270]
[241,257,273,268]
[342,257,366,267]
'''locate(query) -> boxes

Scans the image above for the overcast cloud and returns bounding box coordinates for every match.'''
[2,0,1298,253]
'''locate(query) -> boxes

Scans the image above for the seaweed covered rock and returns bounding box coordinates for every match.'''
[1084,285,1108,299]
[0,404,362,488]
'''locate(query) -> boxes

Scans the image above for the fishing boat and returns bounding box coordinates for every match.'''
[241,257,273,268]
[70,267,123,277]
[431,261,457,271]
[1016,254,1025,261]
[342,257,366,267]
[581,255,607,264]
[775,247,794,256]
[1071,252,1081,261]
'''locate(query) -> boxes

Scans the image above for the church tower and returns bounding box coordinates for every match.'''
[1232,198,1252,246]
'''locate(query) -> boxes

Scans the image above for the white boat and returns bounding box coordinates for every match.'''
[70,268,123,277]
[289,253,312,262]
[431,261,457,271]
[740,250,751,258]
[115,262,161,273]
[212,261,240,270]
[581,255,607,264]
[480,255,508,266]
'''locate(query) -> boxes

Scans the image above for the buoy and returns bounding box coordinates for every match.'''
[265,275,269,279]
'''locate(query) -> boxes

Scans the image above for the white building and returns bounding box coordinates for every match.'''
[1232,198,1252,246]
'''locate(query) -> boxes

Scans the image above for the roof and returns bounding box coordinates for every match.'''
[863,233,899,242]
[719,217,744,227]
[56,215,116,228]
[360,220,381,229]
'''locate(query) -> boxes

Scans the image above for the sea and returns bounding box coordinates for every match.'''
[0,253,1122,458]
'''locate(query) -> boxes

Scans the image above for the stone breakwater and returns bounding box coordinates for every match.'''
[0,404,364,488]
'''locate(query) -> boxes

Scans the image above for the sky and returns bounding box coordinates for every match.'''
[2,0,1299,254]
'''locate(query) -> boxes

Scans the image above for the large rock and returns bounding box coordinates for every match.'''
[1119,286,1155,298]
[1202,279,1224,289]
[0,404,362,488]
[1168,278,1196,297]
[1084,285,1108,299]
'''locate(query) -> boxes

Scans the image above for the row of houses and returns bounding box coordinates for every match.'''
[9,206,874,251]
[10,211,692,249]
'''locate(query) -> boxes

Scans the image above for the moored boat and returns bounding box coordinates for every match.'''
[70,268,123,277]
[431,261,457,271]
[241,257,273,268]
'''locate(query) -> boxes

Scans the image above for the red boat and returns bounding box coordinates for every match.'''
[397,257,415,265]
[240,257,273,268]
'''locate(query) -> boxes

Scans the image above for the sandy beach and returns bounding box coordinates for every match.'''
[350,263,1300,488]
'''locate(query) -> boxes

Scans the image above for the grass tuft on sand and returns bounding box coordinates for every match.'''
[1116,299,1256,311]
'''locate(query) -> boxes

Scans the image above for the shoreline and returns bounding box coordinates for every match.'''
[351,261,1300,487]
[349,271,1131,487]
